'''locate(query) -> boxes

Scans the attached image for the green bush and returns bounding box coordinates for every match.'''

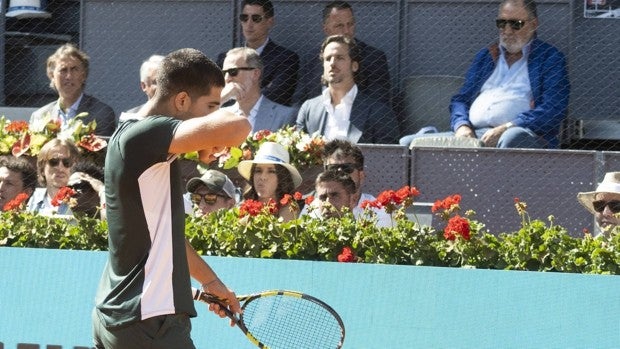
[2,195,619,274]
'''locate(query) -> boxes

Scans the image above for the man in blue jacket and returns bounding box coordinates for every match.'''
[452,0,569,148]
[401,0,569,149]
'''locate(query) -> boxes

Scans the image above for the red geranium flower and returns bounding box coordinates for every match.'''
[239,199,264,217]
[51,187,77,207]
[432,194,461,213]
[443,215,471,241]
[304,195,314,206]
[337,246,356,262]
[4,120,29,134]
[2,192,30,211]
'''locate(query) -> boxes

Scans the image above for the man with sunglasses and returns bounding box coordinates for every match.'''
[452,0,569,149]
[577,172,620,238]
[220,47,296,132]
[216,0,299,107]
[185,170,237,216]
[401,0,569,149]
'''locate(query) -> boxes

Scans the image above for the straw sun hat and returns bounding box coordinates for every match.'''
[237,142,303,188]
[577,172,620,214]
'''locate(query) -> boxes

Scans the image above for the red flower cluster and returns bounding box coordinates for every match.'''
[360,185,420,212]
[432,194,461,213]
[239,198,278,217]
[279,192,303,206]
[444,215,471,241]
[2,192,30,211]
[4,120,29,134]
[51,187,77,207]
[253,129,272,142]
[337,246,356,262]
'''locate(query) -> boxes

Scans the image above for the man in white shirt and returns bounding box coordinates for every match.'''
[220,47,296,132]
[399,0,569,148]
[296,35,398,144]
[301,139,392,227]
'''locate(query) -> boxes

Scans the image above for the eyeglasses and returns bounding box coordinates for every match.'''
[222,67,256,77]
[239,14,265,23]
[69,181,93,194]
[324,163,362,174]
[592,200,620,214]
[190,193,220,206]
[495,19,528,30]
[47,157,72,168]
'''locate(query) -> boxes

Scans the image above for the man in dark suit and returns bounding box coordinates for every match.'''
[220,47,296,133]
[296,35,398,144]
[216,0,299,107]
[29,43,117,137]
[296,1,392,107]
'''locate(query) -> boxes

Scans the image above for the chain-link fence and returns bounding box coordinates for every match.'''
[1,0,618,233]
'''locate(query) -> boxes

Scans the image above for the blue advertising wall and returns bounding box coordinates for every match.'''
[0,247,619,348]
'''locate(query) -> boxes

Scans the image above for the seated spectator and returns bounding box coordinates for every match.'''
[185,170,238,216]
[221,47,296,132]
[399,0,569,148]
[237,142,302,221]
[313,170,357,219]
[67,160,105,219]
[216,0,299,106]
[301,139,392,226]
[26,138,79,216]
[296,35,398,144]
[124,54,165,116]
[577,171,620,238]
[296,0,392,106]
[29,43,117,137]
[0,155,37,211]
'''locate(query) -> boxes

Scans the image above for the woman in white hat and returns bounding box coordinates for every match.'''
[577,171,620,237]
[238,142,302,221]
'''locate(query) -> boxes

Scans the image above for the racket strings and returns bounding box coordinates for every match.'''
[242,295,343,349]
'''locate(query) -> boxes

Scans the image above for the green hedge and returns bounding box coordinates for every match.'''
[2,205,618,275]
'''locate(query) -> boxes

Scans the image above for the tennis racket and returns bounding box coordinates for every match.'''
[192,287,345,349]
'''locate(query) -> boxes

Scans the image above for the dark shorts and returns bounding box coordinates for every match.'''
[93,309,196,349]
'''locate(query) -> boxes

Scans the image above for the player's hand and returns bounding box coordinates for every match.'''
[203,278,242,326]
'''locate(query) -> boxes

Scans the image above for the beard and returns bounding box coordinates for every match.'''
[500,36,528,54]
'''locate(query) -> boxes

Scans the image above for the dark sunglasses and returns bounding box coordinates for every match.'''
[495,19,528,30]
[47,157,72,168]
[222,67,256,77]
[69,181,94,194]
[324,163,361,174]
[239,14,264,23]
[592,200,620,214]
[190,193,220,206]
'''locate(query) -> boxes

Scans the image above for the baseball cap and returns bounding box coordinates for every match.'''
[186,170,237,200]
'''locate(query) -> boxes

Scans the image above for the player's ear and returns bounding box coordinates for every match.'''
[174,91,191,112]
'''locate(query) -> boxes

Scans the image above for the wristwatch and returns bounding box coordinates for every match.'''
[504,121,514,129]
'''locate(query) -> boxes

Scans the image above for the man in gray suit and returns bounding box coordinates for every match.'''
[221,47,296,133]
[29,43,117,137]
[296,35,398,144]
